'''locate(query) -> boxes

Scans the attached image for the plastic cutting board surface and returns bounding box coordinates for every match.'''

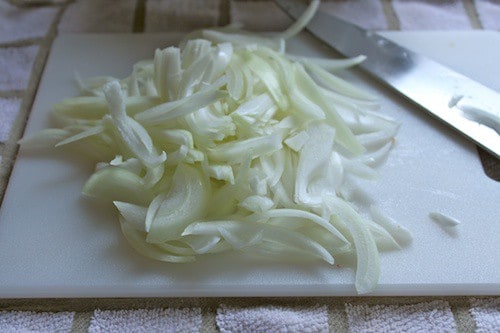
[0,31,498,297]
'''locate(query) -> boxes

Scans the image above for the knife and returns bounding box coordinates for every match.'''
[274,0,500,159]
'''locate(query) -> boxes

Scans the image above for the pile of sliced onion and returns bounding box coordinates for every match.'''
[20,0,412,294]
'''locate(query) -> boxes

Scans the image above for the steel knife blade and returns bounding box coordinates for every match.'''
[275,0,500,158]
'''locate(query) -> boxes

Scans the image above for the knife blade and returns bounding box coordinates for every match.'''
[275,0,500,158]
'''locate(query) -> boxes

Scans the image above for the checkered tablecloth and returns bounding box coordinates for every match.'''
[0,1,499,332]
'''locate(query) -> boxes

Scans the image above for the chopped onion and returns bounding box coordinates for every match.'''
[429,212,461,226]
[370,206,413,246]
[19,0,410,294]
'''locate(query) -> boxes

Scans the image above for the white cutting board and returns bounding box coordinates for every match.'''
[0,32,498,297]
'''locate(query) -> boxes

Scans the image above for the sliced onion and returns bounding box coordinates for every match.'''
[19,0,411,295]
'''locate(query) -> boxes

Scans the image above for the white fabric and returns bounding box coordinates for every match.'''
[345,300,457,332]
[88,308,202,333]
[231,1,293,31]
[0,311,74,333]
[145,0,219,32]
[59,0,135,33]
[0,1,57,44]
[0,46,38,90]
[469,297,500,333]
[475,0,500,30]
[0,97,21,142]
[393,0,472,30]
[320,1,387,30]
[232,0,386,32]
[216,304,329,333]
